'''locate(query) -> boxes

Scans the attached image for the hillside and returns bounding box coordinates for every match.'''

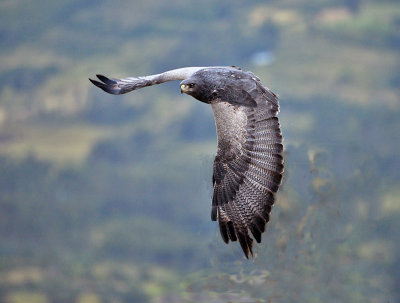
[0,0,399,302]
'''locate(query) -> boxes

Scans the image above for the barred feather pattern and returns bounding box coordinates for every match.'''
[211,79,284,258]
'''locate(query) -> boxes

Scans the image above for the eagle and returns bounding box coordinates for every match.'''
[89,66,284,258]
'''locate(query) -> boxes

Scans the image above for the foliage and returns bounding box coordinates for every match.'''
[0,0,399,302]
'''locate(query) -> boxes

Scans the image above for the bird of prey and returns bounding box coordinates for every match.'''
[89,66,284,258]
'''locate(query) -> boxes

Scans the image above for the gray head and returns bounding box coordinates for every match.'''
[180,70,223,104]
[180,67,258,108]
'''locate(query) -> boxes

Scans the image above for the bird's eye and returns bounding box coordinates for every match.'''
[188,83,195,88]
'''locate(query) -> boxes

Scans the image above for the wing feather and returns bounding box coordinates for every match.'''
[90,66,283,258]
[89,67,208,95]
[211,72,283,258]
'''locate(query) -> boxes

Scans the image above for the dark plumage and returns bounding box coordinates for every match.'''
[89,66,284,258]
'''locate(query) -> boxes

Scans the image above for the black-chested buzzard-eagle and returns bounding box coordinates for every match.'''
[89,66,284,258]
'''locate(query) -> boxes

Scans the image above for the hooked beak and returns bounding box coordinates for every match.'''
[180,84,188,94]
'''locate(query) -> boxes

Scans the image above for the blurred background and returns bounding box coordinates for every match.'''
[0,0,399,302]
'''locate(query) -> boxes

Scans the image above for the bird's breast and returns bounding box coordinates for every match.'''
[211,101,248,158]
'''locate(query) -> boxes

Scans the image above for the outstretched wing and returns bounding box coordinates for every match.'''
[211,75,284,258]
[89,67,208,95]
[89,74,153,95]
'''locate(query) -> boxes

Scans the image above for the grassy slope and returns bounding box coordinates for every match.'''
[0,1,399,164]
[0,1,399,302]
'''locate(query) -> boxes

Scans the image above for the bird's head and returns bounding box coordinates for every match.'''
[180,81,196,95]
[180,75,219,104]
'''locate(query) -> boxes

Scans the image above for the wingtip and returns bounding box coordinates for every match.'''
[97,74,118,85]
[89,77,119,95]
[96,74,106,81]
[89,77,101,87]
[218,221,230,244]
[211,206,217,221]
[238,233,254,259]
[250,225,262,243]
[89,78,97,85]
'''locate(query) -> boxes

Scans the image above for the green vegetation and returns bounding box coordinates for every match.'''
[0,0,399,302]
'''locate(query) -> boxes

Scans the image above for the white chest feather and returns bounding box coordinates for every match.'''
[211,102,248,156]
